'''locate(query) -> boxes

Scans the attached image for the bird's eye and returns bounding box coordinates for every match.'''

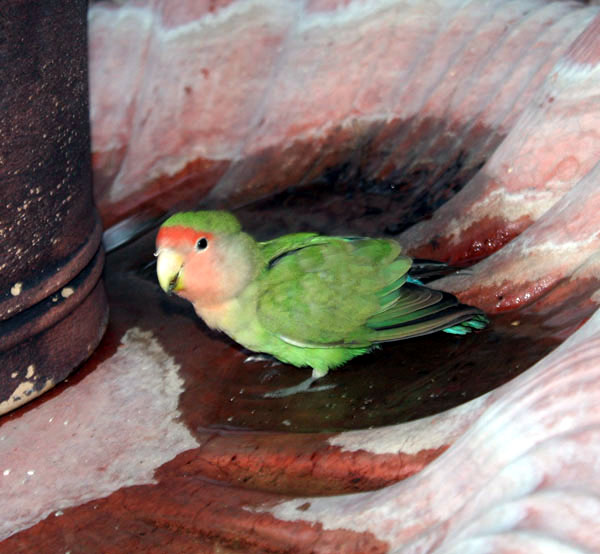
[196,237,208,251]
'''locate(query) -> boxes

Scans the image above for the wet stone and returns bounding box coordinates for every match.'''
[119,190,564,435]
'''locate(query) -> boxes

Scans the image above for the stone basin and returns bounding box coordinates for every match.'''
[1,1,600,552]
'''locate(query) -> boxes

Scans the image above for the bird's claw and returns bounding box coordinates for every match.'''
[263,377,336,398]
[304,383,336,393]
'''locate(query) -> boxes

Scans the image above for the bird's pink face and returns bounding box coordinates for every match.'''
[156,225,230,306]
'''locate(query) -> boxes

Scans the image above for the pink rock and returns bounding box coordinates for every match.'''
[2,1,600,552]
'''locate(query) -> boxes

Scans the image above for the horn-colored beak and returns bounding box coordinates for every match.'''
[156,249,185,293]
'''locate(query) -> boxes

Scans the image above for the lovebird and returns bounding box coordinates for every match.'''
[155,211,488,396]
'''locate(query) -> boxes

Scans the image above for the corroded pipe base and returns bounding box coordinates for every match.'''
[0,1,108,414]
[0,247,108,415]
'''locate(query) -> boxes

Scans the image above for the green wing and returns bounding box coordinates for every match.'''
[256,235,488,348]
[256,235,412,346]
[258,232,320,262]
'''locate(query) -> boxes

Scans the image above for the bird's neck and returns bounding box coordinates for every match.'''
[193,282,257,336]
[194,300,231,330]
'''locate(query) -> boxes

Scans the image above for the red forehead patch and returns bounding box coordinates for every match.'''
[156,226,214,248]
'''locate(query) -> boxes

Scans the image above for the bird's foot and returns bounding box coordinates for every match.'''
[263,376,336,398]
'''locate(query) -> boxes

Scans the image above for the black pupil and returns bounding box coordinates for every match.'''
[196,237,208,250]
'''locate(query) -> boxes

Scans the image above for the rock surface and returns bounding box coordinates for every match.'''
[1,1,600,552]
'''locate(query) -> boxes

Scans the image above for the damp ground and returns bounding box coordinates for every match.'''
[90,185,570,436]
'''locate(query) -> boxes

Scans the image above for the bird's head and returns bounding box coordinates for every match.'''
[155,211,259,306]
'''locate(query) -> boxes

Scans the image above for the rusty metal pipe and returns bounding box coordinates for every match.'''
[0,2,108,414]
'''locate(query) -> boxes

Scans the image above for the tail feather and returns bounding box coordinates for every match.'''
[370,285,446,327]
[442,313,489,335]
[367,283,488,342]
[408,258,472,283]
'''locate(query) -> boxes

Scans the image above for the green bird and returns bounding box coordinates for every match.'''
[155,211,488,396]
